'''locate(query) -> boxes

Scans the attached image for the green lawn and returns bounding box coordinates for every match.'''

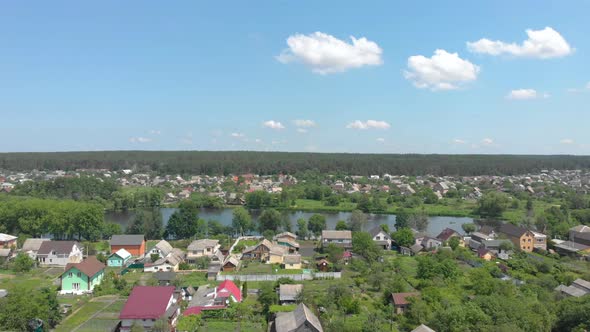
[177,271,209,287]
[201,320,266,332]
[55,297,124,332]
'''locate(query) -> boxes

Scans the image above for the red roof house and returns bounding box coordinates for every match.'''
[119,286,179,331]
[391,292,419,314]
[215,280,241,303]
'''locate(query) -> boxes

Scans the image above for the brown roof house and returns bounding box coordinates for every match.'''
[391,292,419,314]
[321,230,352,251]
[60,256,105,295]
[271,303,323,332]
[37,241,83,267]
[499,224,545,252]
[369,226,392,250]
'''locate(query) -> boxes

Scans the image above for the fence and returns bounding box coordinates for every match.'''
[216,272,341,282]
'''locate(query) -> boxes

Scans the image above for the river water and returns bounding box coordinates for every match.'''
[106,208,473,237]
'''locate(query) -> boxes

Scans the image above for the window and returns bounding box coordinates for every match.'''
[73,283,80,290]
[68,272,72,278]
[77,272,81,277]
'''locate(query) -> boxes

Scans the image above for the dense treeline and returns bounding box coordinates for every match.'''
[11,176,118,203]
[1,151,590,175]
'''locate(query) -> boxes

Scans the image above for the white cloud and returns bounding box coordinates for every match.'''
[453,139,467,144]
[506,89,550,100]
[254,138,263,144]
[296,128,308,134]
[560,138,575,145]
[481,138,494,146]
[467,27,573,59]
[294,119,316,127]
[276,32,383,74]
[346,120,391,130]
[586,82,590,89]
[149,130,161,135]
[404,49,480,90]
[230,132,245,138]
[129,137,152,143]
[376,138,385,143]
[263,120,285,130]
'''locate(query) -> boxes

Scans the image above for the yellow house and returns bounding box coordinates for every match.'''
[283,255,302,270]
[499,224,538,252]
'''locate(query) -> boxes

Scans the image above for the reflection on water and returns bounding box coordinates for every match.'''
[106,207,474,237]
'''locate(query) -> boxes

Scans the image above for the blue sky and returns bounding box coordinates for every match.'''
[1,1,589,154]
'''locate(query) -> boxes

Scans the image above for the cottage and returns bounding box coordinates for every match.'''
[369,226,392,250]
[419,237,442,250]
[0,233,17,249]
[144,249,184,273]
[321,230,352,250]
[60,256,105,295]
[411,324,436,332]
[283,254,302,270]
[0,248,11,261]
[279,284,303,305]
[207,264,221,280]
[148,240,174,259]
[274,236,300,253]
[110,235,146,257]
[119,286,180,331]
[274,232,298,242]
[271,303,323,332]
[107,248,132,267]
[186,239,221,263]
[477,248,494,261]
[21,238,50,259]
[392,292,419,314]
[37,241,83,267]
[498,224,540,252]
[569,225,590,246]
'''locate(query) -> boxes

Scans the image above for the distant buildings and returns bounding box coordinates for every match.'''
[0,233,17,249]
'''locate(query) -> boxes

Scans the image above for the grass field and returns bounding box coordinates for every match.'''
[55,296,124,332]
[200,320,266,332]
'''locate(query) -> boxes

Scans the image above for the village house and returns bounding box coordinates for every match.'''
[316,258,330,272]
[186,239,221,263]
[271,303,323,332]
[107,248,132,267]
[411,324,436,332]
[0,233,17,249]
[555,278,590,297]
[279,284,303,305]
[436,228,464,246]
[391,292,420,314]
[213,280,242,305]
[109,235,146,257]
[321,230,353,251]
[283,254,302,270]
[369,226,392,250]
[144,249,185,273]
[477,248,494,261]
[222,255,240,272]
[153,271,176,286]
[569,225,590,246]
[241,239,288,264]
[274,232,300,253]
[119,286,180,331]
[60,256,105,295]
[498,224,542,252]
[21,238,50,259]
[418,237,443,250]
[37,241,83,267]
[148,240,174,259]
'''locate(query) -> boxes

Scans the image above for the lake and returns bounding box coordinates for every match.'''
[106,208,474,237]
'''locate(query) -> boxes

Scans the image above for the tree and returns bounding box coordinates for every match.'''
[348,210,367,232]
[258,282,278,316]
[554,296,590,332]
[129,208,163,239]
[308,214,327,238]
[448,236,460,250]
[477,192,510,218]
[0,285,61,330]
[352,232,380,262]
[462,223,476,234]
[408,211,429,232]
[395,209,410,229]
[165,200,200,239]
[325,243,344,263]
[102,222,122,239]
[176,314,201,332]
[12,252,34,272]
[296,218,308,239]
[259,209,282,233]
[130,321,145,332]
[152,317,169,332]
[335,220,348,230]
[242,281,248,299]
[207,220,224,236]
[357,195,372,213]
[391,228,414,248]
[326,195,340,206]
[232,207,252,236]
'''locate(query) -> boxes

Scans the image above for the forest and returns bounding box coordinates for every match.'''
[1,151,590,175]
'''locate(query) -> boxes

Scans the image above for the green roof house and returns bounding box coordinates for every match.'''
[107,248,132,267]
[60,256,105,295]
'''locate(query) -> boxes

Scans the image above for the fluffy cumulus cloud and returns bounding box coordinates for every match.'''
[262,120,285,130]
[276,32,383,74]
[560,138,575,145]
[506,89,549,100]
[467,27,573,59]
[294,119,316,127]
[129,137,152,143]
[404,49,480,90]
[346,120,390,130]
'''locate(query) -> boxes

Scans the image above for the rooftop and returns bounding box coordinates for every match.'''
[119,286,175,319]
[110,234,144,246]
[64,256,105,277]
